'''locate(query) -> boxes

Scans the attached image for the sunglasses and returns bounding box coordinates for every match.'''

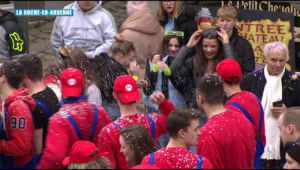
[164,31,184,38]
[201,28,219,37]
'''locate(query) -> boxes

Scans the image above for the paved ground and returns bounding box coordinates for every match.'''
[28,1,127,65]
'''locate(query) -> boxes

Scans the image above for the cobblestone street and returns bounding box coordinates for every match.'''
[28,1,127,65]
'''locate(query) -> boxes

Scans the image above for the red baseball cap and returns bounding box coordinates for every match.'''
[60,67,84,97]
[113,75,140,104]
[131,165,159,169]
[62,141,108,166]
[216,59,243,82]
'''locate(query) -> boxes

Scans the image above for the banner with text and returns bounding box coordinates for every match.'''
[204,7,295,71]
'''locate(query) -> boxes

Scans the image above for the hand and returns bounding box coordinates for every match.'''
[186,30,202,48]
[150,91,165,105]
[137,80,148,88]
[156,61,167,70]
[152,54,161,64]
[129,61,140,77]
[217,28,229,44]
[270,104,287,118]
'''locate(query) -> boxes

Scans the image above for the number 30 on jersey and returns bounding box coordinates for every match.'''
[10,116,26,129]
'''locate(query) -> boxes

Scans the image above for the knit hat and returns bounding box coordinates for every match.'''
[127,1,148,16]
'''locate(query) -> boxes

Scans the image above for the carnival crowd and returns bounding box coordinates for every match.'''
[0,1,299,170]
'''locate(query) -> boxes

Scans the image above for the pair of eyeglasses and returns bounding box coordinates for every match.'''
[201,28,219,37]
[164,31,184,38]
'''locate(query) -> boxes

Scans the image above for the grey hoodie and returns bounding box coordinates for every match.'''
[51,1,117,59]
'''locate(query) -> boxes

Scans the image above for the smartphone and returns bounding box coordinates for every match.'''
[273,100,283,107]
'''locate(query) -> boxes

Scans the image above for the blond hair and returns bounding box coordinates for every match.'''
[110,34,134,57]
[157,1,181,21]
[217,5,237,19]
[68,152,111,169]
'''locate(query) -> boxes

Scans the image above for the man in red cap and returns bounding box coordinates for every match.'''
[62,141,111,169]
[98,75,175,169]
[36,68,112,169]
[216,58,266,169]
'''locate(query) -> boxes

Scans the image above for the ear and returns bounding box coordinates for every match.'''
[263,55,267,63]
[116,52,124,60]
[0,75,5,83]
[113,92,119,101]
[198,94,203,104]
[178,129,185,138]
[287,125,294,135]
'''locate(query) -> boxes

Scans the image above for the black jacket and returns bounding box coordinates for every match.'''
[170,43,236,108]
[0,10,27,60]
[91,53,129,105]
[241,69,300,108]
[143,56,185,100]
[159,5,198,45]
[230,27,255,75]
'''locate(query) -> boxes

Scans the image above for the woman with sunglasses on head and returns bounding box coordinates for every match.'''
[143,30,187,114]
[157,1,198,45]
[283,141,300,169]
[170,28,236,109]
[119,124,157,168]
[142,31,187,149]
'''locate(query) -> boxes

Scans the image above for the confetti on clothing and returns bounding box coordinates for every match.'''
[141,147,213,169]
[225,91,266,146]
[197,110,256,169]
[98,99,175,169]
[0,87,35,166]
[36,99,112,169]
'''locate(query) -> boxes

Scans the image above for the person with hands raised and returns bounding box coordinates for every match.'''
[129,60,150,114]
[143,33,187,115]
[129,60,140,81]
[185,29,202,49]
[91,34,134,119]
[170,28,236,109]
[153,55,171,77]
[217,28,230,44]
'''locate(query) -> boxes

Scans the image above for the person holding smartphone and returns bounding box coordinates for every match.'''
[241,41,300,169]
